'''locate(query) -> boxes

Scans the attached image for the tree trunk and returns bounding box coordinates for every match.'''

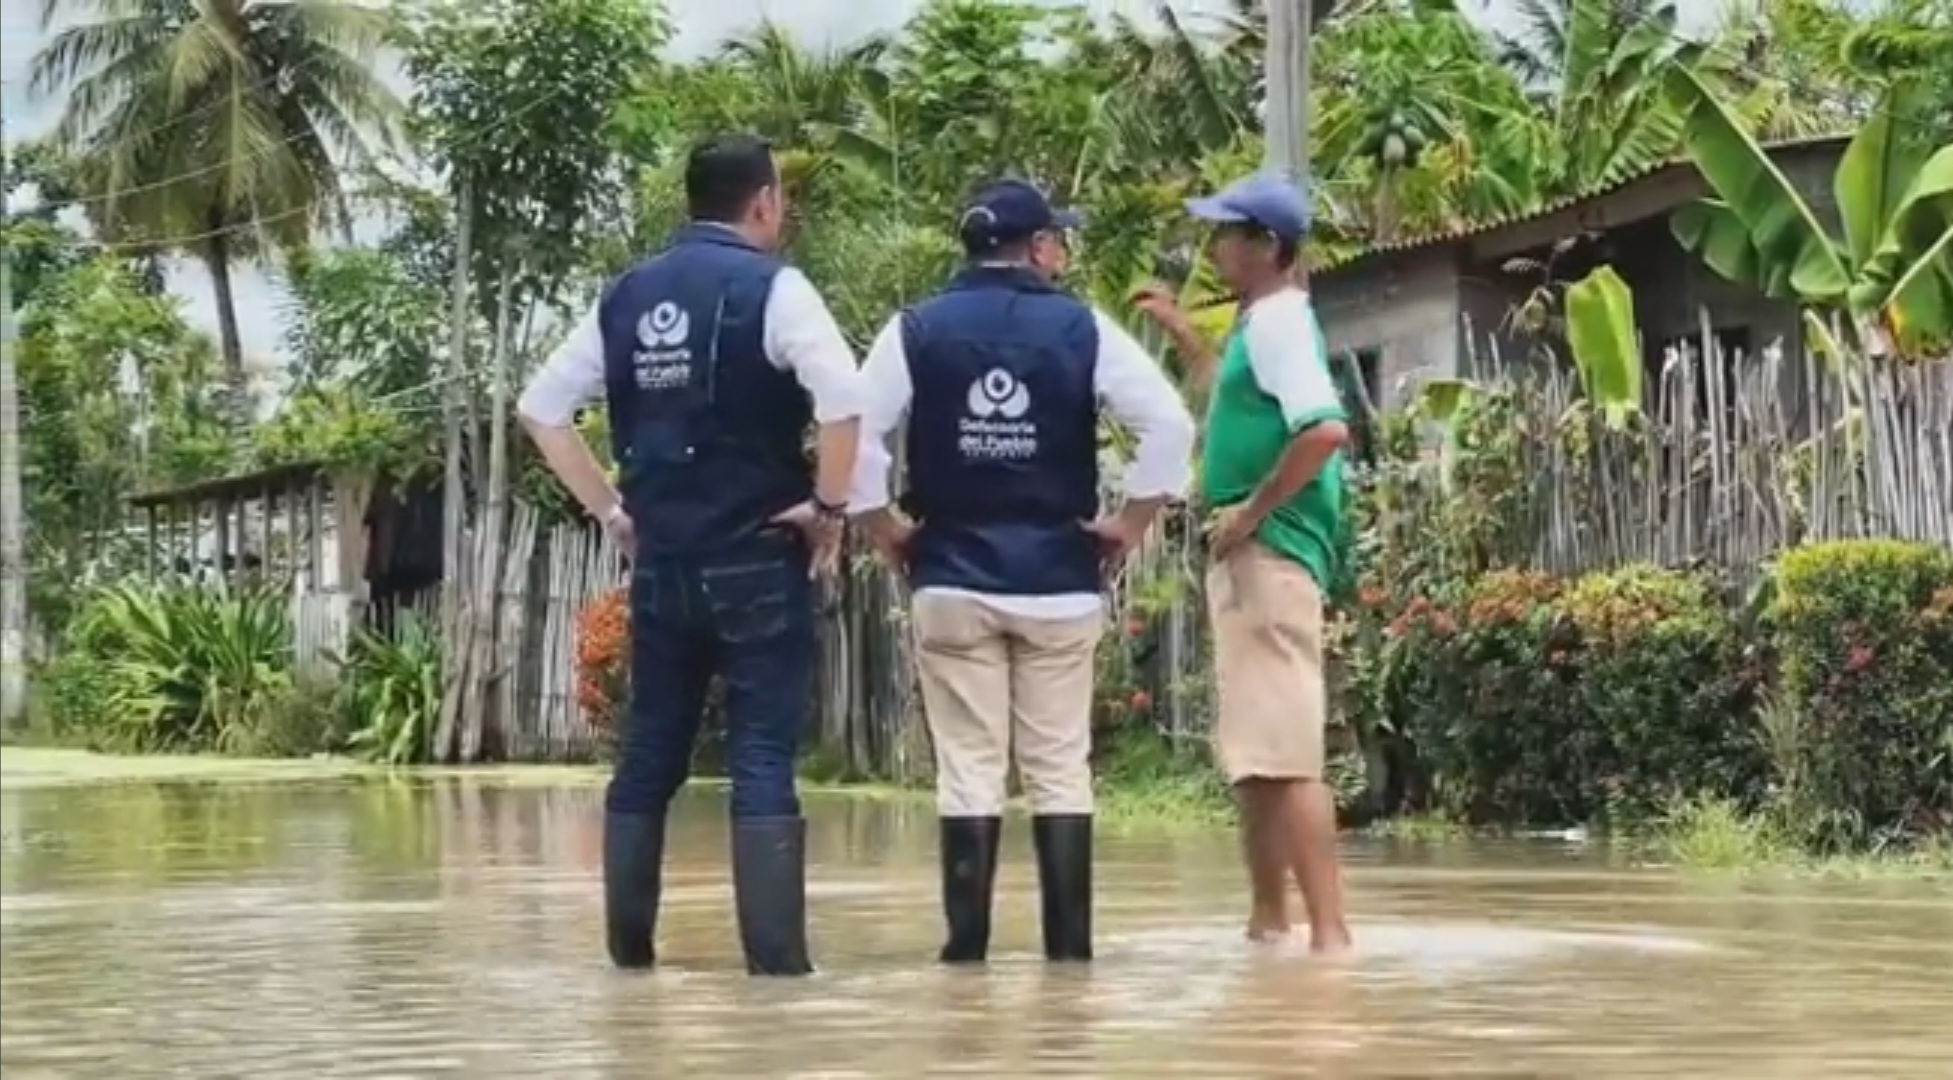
[204,231,247,391]
[1,257,27,731]
[433,182,474,764]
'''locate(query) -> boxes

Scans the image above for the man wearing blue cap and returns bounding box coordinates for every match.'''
[852,179,1195,964]
[1133,172,1354,954]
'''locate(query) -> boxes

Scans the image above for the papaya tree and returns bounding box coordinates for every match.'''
[1667,69,1953,357]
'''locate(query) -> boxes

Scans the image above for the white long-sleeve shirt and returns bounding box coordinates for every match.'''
[516,261,862,428]
[850,303,1196,620]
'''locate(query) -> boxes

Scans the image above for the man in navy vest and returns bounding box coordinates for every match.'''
[517,134,862,977]
[851,180,1194,964]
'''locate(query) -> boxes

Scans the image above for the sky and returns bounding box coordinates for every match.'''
[1,0,1739,373]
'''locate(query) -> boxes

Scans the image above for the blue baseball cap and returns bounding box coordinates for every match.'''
[1185,173,1312,242]
[958,179,1082,251]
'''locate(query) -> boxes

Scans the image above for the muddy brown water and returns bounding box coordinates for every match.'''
[3,775,1951,1078]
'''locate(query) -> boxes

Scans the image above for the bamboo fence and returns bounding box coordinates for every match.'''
[413,321,1949,775]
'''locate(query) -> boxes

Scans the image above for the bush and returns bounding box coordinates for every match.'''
[575,586,629,736]
[40,581,299,754]
[337,612,442,765]
[1349,553,1943,836]
[1768,540,1953,848]
[1559,566,1767,821]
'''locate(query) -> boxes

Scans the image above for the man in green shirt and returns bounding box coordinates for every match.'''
[1134,173,1353,954]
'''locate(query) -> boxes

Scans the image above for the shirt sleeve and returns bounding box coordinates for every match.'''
[845,315,913,513]
[762,266,863,424]
[515,299,606,427]
[1091,309,1196,500]
[1242,291,1346,432]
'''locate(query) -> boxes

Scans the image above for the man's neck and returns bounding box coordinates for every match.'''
[692,218,767,249]
[1237,275,1293,306]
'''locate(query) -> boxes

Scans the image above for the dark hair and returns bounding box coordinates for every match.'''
[1274,237,1299,270]
[684,133,777,223]
[960,230,1034,260]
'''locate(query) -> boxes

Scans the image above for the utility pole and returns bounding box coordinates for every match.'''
[1,99,29,731]
[1263,0,1315,181]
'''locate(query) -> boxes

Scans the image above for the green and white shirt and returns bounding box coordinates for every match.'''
[1197,287,1349,592]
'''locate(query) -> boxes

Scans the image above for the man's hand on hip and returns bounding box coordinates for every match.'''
[771,500,846,580]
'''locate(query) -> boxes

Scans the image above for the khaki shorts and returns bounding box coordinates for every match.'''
[911,592,1103,817]
[1206,542,1329,783]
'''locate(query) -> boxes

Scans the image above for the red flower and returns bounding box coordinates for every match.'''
[1129,690,1152,712]
[1845,644,1875,673]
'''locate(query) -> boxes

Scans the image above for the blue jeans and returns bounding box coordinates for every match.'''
[607,535,815,820]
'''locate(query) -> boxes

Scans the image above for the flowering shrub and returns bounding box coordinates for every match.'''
[1342,540,1952,847]
[576,586,629,736]
[1769,540,1953,846]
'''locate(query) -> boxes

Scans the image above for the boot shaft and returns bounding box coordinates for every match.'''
[732,816,816,976]
[939,815,1003,963]
[1032,814,1093,962]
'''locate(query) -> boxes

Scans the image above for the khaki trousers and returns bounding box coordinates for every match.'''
[911,592,1103,817]
[1207,542,1329,783]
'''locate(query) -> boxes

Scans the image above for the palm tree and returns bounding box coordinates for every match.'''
[30,0,400,384]
[717,21,887,151]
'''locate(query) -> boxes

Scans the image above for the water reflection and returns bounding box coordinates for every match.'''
[4,775,1952,1077]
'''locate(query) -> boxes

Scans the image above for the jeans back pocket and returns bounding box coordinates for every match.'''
[699,560,804,645]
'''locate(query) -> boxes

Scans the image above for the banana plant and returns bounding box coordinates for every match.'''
[1562,264,1644,429]
[1666,68,1953,357]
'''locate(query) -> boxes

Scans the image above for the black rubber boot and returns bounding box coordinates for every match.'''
[731,816,815,976]
[938,816,1002,964]
[1032,814,1093,962]
[603,812,665,970]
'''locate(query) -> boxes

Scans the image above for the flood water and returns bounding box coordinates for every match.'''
[4,774,1952,1078]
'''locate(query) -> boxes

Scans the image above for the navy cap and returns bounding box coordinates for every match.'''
[1185,173,1312,242]
[958,179,1082,251]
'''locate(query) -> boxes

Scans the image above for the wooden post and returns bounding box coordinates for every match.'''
[213,497,232,584]
[1263,0,1314,181]
[145,505,157,579]
[257,486,274,584]
[306,480,324,590]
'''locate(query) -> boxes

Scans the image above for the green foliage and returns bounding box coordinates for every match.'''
[1340,542,1950,852]
[28,0,400,374]
[1767,540,1953,849]
[396,0,671,308]
[1668,70,1953,354]
[335,613,443,766]
[14,256,236,626]
[38,582,312,756]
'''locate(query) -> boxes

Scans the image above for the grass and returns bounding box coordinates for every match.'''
[1649,795,1953,881]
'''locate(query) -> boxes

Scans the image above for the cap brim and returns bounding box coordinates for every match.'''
[1051,208,1084,230]
[1185,196,1250,224]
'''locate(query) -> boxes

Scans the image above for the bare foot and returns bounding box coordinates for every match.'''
[1245,912,1292,943]
[1307,926,1354,957]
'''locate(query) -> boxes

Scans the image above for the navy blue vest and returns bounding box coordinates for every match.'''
[901,265,1102,596]
[600,224,812,556]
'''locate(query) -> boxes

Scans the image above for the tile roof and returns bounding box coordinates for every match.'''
[1316,133,1849,275]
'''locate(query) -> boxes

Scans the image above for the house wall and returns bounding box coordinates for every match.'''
[1311,252,1466,407]
[1316,143,1845,422]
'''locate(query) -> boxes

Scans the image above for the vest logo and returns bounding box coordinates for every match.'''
[958,368,1038,460]
[632,301,693,391]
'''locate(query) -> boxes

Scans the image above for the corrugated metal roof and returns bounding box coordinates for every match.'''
[1316,133,1849,275]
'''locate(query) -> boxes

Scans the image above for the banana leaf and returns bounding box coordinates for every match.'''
[1833,79,1932,272]
[1862,144,1953,355]
[1563,265,1643,430]
[1665,64,1851,303]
